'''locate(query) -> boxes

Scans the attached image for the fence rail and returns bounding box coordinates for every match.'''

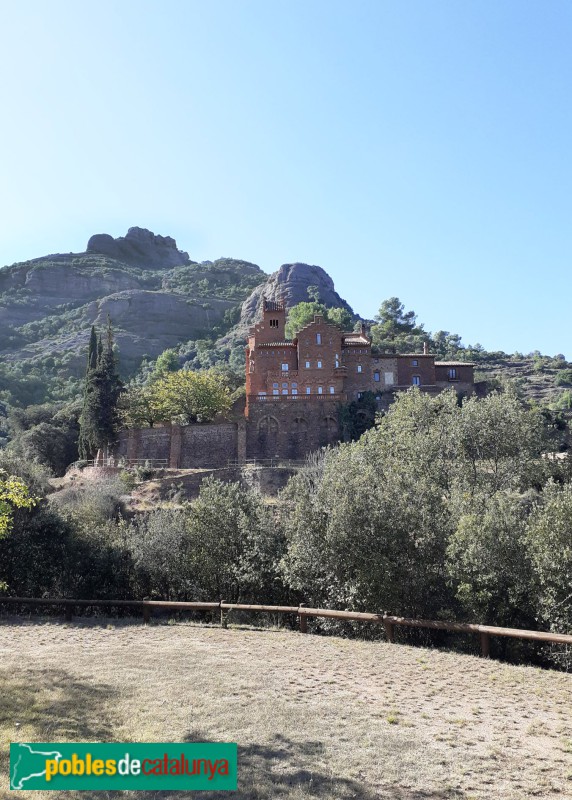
[2,597,571,659]
[226,458,306,468]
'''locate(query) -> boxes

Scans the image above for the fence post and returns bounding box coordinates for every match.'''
[480,631,490,657]
[220,601,228,629]
[299,605,308,634]
[64,604,73,623]
[383,618,395,643]
[143,606,151,624]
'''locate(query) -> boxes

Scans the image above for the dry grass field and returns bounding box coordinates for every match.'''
[1,618,571,799]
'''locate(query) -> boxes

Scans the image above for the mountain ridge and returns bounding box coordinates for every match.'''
[0,228,355,407]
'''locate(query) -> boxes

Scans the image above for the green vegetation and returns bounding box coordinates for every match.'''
[555,369,572,386]
[122,367,232,427]
[160,258,264,300]
[78,323,122,460]
[370,296,426,353]
[285,300,354,338]
[0,472,35,539]
[2,388,572,669]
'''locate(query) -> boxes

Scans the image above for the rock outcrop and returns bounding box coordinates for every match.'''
[239,262,354,328]
[87,227,190,268]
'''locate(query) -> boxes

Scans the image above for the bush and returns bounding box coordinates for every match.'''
[555,370,572,387]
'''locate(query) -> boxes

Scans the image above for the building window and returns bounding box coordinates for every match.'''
[272,382,279,389]
[412,359,418,366]
[412,375,421,386]
[357,391,363,400]
[305,361,310,368]
[374,371,380,382]
[316,333,322,344]
[292,388,298,395]
[258,391,267,396]
[281,363,288,372]
[282,382,288,388]
[385,372,394,385]
[281,389,288,395]
[269,318,279,328]
[317,360,322,369]
[318,386,323,394]
[448,368,458,380]
[335,353,340,368]
[272,389,279,395]
[306,386,311,394]
[357,365,362,373]
[329,386,335,394]
[292,382,297,388]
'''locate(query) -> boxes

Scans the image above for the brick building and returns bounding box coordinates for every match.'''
[118,300,475,467]
[245,299,474,409]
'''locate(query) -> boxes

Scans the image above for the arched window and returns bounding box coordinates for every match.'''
[258,416,279,434]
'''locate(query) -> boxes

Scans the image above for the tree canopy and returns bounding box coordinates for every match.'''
[0,471,35,539]
[122,368,232,426]
[78,321,123,459]
[370,297,426,353]
[284,302,354,339]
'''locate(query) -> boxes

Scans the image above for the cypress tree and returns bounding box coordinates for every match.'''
[78,320,122,461]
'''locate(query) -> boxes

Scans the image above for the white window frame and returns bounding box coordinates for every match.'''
[281,363,289,372]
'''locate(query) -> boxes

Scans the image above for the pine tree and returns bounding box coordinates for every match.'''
[78,320,122,462]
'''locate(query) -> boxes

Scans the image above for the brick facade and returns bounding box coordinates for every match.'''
[245,300,475,410]
[118,300,475,468]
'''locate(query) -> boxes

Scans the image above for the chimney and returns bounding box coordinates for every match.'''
[423,341,429,355]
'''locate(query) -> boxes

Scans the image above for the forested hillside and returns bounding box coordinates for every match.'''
[0,226,570,429]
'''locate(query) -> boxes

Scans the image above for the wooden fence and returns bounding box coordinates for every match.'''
[2,597,572,659]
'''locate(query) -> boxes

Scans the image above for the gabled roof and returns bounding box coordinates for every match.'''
[342,331,370,345]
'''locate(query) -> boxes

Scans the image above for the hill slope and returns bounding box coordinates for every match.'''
[0,230,355,406]
[1,227,570,412]
[0,228,268,403]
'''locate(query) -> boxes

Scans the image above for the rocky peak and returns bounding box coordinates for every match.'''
[240,262,354,326]
[86,227,190,269]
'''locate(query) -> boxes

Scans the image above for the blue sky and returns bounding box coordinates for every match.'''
[1,1,570,357]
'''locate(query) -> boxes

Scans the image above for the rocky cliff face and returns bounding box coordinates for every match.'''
[240,262,353,324]
[215,262,356,346]
[0,231,358,406]
[0,229,266,385]
[87,227,190,268]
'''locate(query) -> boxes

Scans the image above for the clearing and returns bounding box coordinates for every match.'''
[1,619,571,799]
